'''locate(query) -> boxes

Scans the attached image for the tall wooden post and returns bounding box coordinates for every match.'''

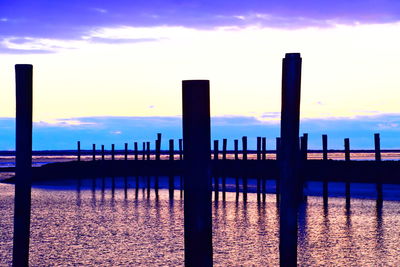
[322,134,328,204]
[234,139,239,198]
[146,141,150,160]
[256,136,262,202]
[344,138,351,206]
[374,133,383,202]
[77,141,81,161]
[262,137,267,201]
[13,64,33,267]
[242,136,248,202]
[182,80,212,267]
[279,53,302,267]
[156,133,162,161]
[142,142,146,160]
[101,145,105,160]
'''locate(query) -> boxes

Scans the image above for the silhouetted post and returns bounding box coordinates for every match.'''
[222,138,227,200]
[234,139,239,199]
[124,143,128,160]
[134,142,138,160]
[142,142,146,160]
[101,145,105,160]
[234,139,239,160]
[182,80,212,267]
[92,144,96,161]
[77,141,81,161]
[156,133,162,161]
[179,138,183,196]
[13,64,33,267]
[279,53,302,267]
[300,133,308,202]
[146,141,150,160]
[242,136,248,201]
[344,138,351,206]
[276,137,281,203]
[322,134,328,204]
[374,133,383,202]
[111,144,115,161]
[179,138,183,160]
[256,137,262,202]
[169,139,175,198]
[262,137,267,201]
[213,140,219,201]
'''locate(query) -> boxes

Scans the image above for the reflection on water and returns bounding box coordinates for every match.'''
[1,178,400,266]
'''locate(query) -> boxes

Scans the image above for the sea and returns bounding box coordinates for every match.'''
[1,152,400,266]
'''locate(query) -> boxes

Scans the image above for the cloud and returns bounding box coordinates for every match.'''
[2,0,400,43]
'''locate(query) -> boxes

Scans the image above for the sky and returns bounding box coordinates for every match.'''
[1,0,400,150]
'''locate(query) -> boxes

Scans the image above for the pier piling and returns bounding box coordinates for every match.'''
[322,134,328,204]
[92,144,96,161]
[375,133,383,202]
[222,138,227,200]
[344,138,351,206]
[242,136,248,202]
[213,140,219,201]
[182,80,212,267]
[279,53,302,267]
[77,141,81,161]
[169,139,175,198]
[13,64,33,267]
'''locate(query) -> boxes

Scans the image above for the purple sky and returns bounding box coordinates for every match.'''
[2,0,400,42]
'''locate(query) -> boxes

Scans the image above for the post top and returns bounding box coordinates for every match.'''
[284,53,301,59]
[15,64,33,69]
[182,79,209,84]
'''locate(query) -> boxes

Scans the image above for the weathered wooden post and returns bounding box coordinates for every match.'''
[13,64,33,267]
[77,141,81,161]
[124,143,128,160]
[156,133,162,161]
[344,138,351,206]
[234,139,239,199]
[111,144,115,161]
[92,144,96,161]
[101,145,105,160]
[146,141,150,161]
[262,137,267,201]
[256,137,262,202]
[134,142,138,160]
[300,133,308,202]
[179,138,184,197]
[142,142,146,160]
[279,53,302,267]
[213,140,219,201]
[222,138,227,200]
[242,136,248,202]
[182,80,212,267]
[322,134,328,204]
[374,133,383,202]
[169,139,175,199]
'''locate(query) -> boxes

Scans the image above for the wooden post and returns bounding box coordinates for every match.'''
[124,143,128,160]
[134,142,138,160]
[179,138,183,160]
[13,64,33,267]
[344,138,351,206]
[262,137,267,201]
[169,139,175,198]
[300,133,308,202]
[156,133,162,161]
[101,145,105,160]
[234,139,239,199]
[77,141,81,161]
[182,80,212,267]
[242,136,248,202]
[111,144,115,161]
[213,140,219,201]
[256,137,262,202]
[279,53,302,267]
[146,141,150,161]
[322,134,328,204]
[375,133,383,202]
[222,138,227,200]
[142,142,146,160]
[92,144,96,161]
